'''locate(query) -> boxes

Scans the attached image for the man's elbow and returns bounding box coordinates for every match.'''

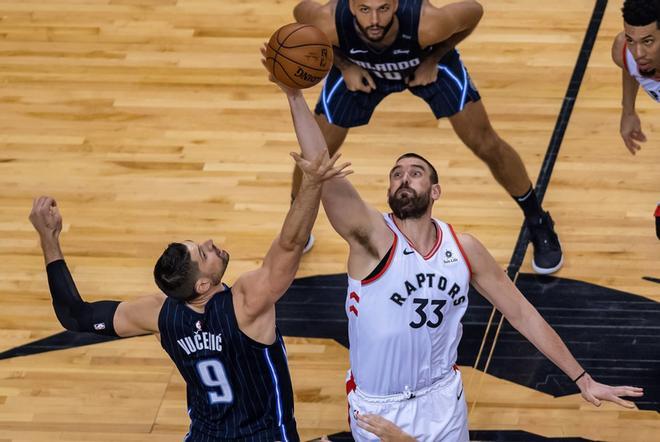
[469,1,484,25]
[293,1,313,23]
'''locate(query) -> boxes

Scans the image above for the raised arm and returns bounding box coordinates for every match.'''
[29,196,162,338]
[232,152,351,323]
[261,47,391,257]
[459,232,644,408]
[612,32,646,155]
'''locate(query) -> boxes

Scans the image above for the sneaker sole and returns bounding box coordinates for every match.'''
[532,254,564,275]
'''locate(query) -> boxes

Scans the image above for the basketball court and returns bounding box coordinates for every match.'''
[0,0,657,441]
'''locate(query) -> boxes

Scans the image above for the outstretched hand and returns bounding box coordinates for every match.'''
[291,150,352,186]
[29,196,63,240]
[620,111,646,155]
[577,374,643,408]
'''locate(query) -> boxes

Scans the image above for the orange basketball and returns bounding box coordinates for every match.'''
[265,23,333,89]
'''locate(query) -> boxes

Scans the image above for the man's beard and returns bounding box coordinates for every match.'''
[355,16,394,43]
[388,185,431,220]
[639,67,657,77]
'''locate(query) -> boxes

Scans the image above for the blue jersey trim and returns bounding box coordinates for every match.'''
[264,348,288,442]
[322,77,344,124]
[437,61,468,111]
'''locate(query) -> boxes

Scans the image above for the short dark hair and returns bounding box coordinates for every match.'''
[395,152,439,184]
[154,242,199,301]
[622,0,659,28]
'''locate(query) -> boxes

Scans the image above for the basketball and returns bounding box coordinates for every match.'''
[265,23,333,89]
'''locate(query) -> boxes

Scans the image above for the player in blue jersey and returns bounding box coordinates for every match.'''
[291,0,564,274]
[29,150,351,441]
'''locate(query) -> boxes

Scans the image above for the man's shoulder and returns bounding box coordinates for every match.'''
[611,32,627,69]
[295,1,338,44]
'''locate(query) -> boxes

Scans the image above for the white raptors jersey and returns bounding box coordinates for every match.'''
[624,44,660,102]
[346,214,471,396]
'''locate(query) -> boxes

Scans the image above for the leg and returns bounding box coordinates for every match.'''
[449,101,564,274]
[449,100,562,274]
[290,113,348,201]
[412,50,562,273]
[448,100,532,196]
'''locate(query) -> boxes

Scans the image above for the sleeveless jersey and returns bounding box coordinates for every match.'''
[335,0,434,82]
[623,43,660,102]
[158,286,298,441]
[346,214,471,396]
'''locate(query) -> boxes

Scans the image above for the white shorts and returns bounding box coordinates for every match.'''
[347,368,469,442]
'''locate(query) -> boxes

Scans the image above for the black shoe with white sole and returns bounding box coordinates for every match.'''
[527,211,563,274]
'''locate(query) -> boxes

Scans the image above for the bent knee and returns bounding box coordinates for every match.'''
[463,129,505,160]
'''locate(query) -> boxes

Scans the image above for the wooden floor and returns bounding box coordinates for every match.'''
[0,0,657,441]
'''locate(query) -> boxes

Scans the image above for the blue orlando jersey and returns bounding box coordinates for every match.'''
[335,0,433,81]
[158,286,298,442]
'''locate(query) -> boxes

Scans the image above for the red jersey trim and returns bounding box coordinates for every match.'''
[346,371,357,395]
[389,214,443,260]
[448,224,473,277]
[361,224,398,285]
[622,42,629,73]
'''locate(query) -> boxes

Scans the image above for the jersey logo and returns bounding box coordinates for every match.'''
[93,322,106,331]
[349,48,368,54]
[401,34,412,40]
[403,248,415,255]
[443,250,458,264]
[392,49,410,55]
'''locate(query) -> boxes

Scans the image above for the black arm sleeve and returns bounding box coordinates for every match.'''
[46,259,120,337]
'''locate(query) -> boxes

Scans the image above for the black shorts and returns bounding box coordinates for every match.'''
[314,50,481,128]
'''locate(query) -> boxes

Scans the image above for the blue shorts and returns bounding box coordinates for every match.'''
[314,50,481,128]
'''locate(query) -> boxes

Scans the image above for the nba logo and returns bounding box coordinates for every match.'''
[195,320,203,334]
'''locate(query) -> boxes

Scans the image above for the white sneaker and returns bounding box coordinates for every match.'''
[303,234,315,254]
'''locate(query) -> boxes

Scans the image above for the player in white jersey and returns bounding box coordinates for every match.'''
[611,0,659,154]
[261,58,644,441]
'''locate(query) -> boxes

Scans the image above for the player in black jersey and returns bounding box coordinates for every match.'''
[291,0,564,275]
[29,149,351,441]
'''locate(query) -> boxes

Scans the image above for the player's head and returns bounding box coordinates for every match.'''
[154,240,229,301]
[622,0,660,76]
[387,153,441,220]
[349,0,399,42]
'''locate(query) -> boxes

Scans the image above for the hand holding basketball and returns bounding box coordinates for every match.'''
[263,23,333,89]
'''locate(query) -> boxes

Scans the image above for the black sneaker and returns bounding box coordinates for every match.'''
[527,211,563,274]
